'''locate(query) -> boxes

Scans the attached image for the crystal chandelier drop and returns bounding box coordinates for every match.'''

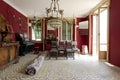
[46,0,63,29]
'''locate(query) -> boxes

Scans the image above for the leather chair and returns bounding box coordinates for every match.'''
[15,33,26,56]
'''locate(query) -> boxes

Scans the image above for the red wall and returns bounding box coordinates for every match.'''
[0,1,45,51]
[33,42,43,51]
[76,17,89,51]
[0,1,27,34]
[109,0,120,67]
[48,29,58,37]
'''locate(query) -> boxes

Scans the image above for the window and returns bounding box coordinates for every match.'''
[67,23,71,40]
[62,21,66,40]
[62,20,72,40]
[31,20,42,41]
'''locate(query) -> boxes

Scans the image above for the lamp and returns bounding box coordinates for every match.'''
[47,18,62,29]
[46,0,63,28]
[46,0,63,18]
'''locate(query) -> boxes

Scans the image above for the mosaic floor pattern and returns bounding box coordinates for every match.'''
[0,52,120,80]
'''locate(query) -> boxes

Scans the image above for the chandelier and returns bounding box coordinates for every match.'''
[46,0,63,29]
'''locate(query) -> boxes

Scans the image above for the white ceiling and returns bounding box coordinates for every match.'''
[3,0,103,18]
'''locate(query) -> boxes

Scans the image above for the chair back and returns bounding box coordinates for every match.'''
[51,41,58,48]
[66,41,72,49]
[59,41,66,48]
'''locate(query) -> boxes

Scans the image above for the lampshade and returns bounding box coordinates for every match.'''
[46,0,63,29]
[47,18,62,29]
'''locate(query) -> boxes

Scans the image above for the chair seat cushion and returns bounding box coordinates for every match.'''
[50,48,58,52]
[58,48,65,51]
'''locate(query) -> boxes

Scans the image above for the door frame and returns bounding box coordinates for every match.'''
[90,0,110,61]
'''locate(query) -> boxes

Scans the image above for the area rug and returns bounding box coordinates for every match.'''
[0,52,120,80]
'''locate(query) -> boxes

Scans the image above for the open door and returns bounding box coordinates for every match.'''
[99,8,108,60]
[92,1,109,61]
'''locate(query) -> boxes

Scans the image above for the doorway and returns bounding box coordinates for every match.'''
[99,9,108,60]
[92,5,109,60]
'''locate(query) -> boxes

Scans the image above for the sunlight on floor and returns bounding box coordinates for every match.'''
[75,53,98,61]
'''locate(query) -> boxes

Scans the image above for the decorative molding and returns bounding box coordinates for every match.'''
[89,0,110,15]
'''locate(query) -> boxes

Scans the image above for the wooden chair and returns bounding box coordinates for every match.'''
[58,41,67,59]
[66,41,75,60]
[72,41,80,54]
[49,41,58,59]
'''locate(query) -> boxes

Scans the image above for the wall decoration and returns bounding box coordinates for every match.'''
[13,15,16,19]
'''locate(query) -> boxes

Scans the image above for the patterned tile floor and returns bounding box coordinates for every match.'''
[0,52,120,80]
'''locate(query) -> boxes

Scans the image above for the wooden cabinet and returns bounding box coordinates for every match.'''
[0,14,19,70]
[0,42,19,70]
[0,48,8,66]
